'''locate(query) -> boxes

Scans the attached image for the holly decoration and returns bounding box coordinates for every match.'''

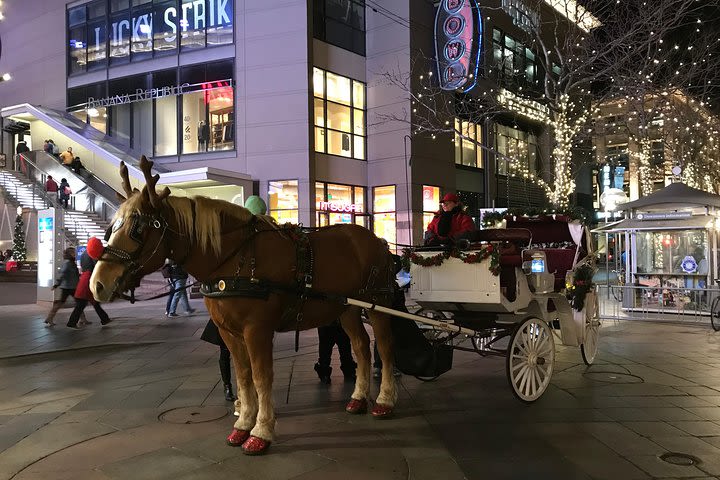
[566,263,595,311]
[12,213,27,263]
[402,244,500,276]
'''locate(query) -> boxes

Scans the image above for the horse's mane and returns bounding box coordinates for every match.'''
[166,196,258,256]
[119,192,279,256]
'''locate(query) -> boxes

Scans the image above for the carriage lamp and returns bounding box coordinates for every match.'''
[531,252,546,273]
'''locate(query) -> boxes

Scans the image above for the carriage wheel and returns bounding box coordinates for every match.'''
[581,291,601,365]
[711,296,720,332]
[506,317,555,403]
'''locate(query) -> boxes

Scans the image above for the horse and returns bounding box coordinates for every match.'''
[89,157,399,455]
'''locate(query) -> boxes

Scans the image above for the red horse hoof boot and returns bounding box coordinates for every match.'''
[371,403,394,418]
[226,429,250,446]
[242,436,271,455]
[345,398,368,414]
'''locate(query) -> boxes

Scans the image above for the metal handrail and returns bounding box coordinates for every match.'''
[12,152,118,221]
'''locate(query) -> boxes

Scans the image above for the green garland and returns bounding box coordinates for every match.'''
[566,263,595,311]
[481,206,591,228]
[401,245,501,276]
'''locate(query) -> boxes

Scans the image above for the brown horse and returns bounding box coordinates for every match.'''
[90,157,399,455]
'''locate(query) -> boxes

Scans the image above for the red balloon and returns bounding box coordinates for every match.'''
[87,236,105,260]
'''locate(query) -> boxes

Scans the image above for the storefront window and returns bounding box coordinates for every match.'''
[88,106,108,134]
[269,180,299,224]
[313,68,366,160]
[373,185,396,248]
[422,185,440,231]
[155,96,177,156]
[68,24,87,75]
[67,0,234,74]
[636,230,708,278]
[87,19,108,70]
[110,10,131,64]
[316,182,367,227]
[455,119,483,168]
[154,0,178,53]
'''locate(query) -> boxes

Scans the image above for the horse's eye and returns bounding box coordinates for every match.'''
[112,217,125,233]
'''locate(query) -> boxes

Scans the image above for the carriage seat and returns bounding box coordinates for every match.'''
[523,248,576,292]
[462,228,532,246]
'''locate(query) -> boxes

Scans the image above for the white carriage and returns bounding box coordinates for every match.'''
[350,215,600,403]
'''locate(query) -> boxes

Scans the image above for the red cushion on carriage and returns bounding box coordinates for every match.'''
[465,228,532,245]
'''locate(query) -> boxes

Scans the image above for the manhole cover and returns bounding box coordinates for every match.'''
[159,406,229,424]
[583,372,643,384]
[660,452,701,466]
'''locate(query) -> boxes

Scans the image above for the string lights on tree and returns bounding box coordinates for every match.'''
[377,0,719,208]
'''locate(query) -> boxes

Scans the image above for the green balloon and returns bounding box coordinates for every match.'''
[244,195,267,215]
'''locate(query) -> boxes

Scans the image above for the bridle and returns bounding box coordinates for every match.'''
[98,212,170,298]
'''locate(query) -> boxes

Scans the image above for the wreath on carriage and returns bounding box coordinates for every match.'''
[566,263,595,311]
[401,244,501,276]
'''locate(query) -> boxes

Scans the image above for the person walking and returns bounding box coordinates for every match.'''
[201,318,237,402]
[45,175,59,197]
[313,320,357,384]
[67,250,112,329]
[43,140,53,155]
[45,247,86,327]
[58,178,71,209]
[167,262,195,317]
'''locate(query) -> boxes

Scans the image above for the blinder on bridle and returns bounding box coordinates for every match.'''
[99,212,169,296]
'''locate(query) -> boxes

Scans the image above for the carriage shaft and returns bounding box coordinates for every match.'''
[345,298,479,336]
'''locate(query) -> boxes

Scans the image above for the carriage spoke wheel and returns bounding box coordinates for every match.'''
[711,296,720,332]
[581,291,601,365]
[506,317,555,403]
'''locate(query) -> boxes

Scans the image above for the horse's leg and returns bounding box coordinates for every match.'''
[241,323,276,455]
[339,306,371,413]
[368,310,397,417]
[218,328,257,447]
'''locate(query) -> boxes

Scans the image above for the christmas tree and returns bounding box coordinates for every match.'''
[12,213,27,263]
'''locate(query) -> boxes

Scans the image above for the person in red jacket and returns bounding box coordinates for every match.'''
[424,193,476,245]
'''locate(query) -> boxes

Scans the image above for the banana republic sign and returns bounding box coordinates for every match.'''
[84,80,232,109]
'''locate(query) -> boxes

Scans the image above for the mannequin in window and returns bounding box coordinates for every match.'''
[198,121,209,151]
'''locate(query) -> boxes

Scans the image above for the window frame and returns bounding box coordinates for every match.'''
[313,67,367,160]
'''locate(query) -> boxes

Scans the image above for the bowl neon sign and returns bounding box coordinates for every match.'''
[434,0,482,92]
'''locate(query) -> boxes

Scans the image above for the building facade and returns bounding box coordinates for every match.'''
[0,0,590,247]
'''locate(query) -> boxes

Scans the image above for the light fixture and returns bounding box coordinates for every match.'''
[1,73,10,82]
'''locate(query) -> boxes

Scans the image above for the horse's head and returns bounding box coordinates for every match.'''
[91,156,172,302]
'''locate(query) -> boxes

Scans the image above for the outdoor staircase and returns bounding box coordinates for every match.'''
[0,169,109,245]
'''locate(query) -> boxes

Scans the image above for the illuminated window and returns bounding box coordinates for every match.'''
[422,185,440,231]
[373,185,396,248]
[313,68,366,160]
[454,119,483,168]
[269,180,299,225]
[495,124,539,176]
[316,182,367,227]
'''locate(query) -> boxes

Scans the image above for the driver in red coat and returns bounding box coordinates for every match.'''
[424,193,476,245]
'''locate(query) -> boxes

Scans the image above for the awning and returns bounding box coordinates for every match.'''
[594,215,716,232]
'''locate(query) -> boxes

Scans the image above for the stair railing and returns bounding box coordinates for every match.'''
[11,153,118,223]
